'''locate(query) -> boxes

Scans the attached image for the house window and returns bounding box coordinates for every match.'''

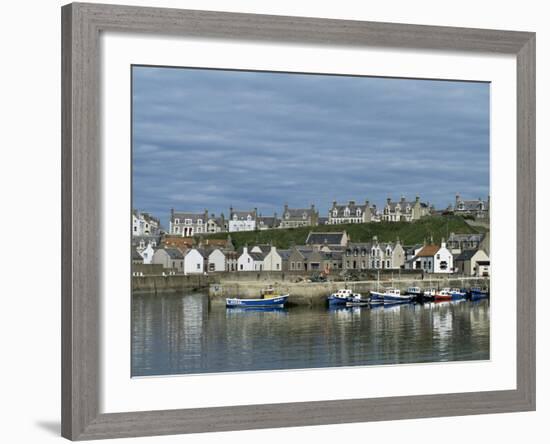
[436,254,440,259]
[197,219,202,225]
[291,262,295,270]
[240,264,243,270]
[174,218,179,224]
[276,264,280,270]
[185,219,191,225]
[133,226,137,232]
[386,260,390,268]
[197,263,200,270]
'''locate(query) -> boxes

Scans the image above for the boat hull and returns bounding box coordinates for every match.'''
[226,294,289,308]
[470,290,489,300]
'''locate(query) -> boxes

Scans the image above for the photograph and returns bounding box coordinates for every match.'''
[130,65,491,377]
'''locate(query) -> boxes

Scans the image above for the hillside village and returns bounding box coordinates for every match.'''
[132,194,490,279]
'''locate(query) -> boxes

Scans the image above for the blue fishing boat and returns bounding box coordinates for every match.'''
[450,288,467,301]
[226,286,289,308]
[327,288,362,306]
[370,288,414,305]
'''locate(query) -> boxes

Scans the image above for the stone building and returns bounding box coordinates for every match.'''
[343,237,405,271]
[327,200,377,224]
[453,194,490,219]
[381,196,430,222]
[305,231,349,249]
[446,232,486,255]
[454,249,490,276]
[279,204,319,228]
[152,247,185,272]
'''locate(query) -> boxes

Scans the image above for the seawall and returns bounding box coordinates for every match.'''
[209,276,490,307]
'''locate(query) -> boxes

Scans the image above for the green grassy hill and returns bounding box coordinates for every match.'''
[199,215,488,250]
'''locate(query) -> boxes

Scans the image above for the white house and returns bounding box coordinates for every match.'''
[408,241,453,273]
[183,248,204,275]
[228,208,257,232]
[207,249,226,272]
[140,243,155,264]
[252,245,282,271]
[132,210,160,236]
[237,246,255,271]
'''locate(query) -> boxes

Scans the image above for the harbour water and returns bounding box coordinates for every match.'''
[131,292,490,377]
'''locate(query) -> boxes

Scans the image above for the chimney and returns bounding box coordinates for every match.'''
[441,237,446,248]
[311,203,315,211]
[400,195,406,203]
[332,200,337,208]
[170,208,174,219]
[386,197,391,205]
[284,203,288,212]
[455,193,460,204]
[365,200,369,207]
[229,206,233,215]
[372,235,378,242]
[415,195,420,203]
[349,200,355,206]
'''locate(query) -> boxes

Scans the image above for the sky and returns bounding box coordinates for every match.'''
[132,66,489,229]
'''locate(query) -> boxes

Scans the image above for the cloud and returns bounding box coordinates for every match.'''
[132,66,489,228]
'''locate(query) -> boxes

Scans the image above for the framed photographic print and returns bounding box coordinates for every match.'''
[61,2,535,440]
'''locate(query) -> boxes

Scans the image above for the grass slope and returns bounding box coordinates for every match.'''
[199,216,488,250]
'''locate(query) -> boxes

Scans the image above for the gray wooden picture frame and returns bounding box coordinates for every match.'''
[61,2,536,440]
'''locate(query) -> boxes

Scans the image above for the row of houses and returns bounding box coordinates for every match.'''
[165,195,441,236]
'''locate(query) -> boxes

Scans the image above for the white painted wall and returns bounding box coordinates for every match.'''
[434,245,454,273]
[207,249,226,272]
[237,247,255,271]
[184,249,204,274]
[263,247,282,271]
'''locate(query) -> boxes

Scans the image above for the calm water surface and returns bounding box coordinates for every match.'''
[131,292,490,376]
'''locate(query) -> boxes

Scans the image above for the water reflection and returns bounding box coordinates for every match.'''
[132,293,490,377]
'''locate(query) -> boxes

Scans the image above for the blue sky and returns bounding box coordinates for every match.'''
[132,66,489,228]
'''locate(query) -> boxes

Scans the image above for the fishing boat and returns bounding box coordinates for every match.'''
[328,288,362,306]
[434,288,453,301]
[470,287,490,300]
[423,288,436,300]
[450,288,467,300]
[406,287,423,297]
[369,288,414,305]
[226,286,289,308]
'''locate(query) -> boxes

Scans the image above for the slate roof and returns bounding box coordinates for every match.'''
[257,216,279,227]
[455,250,479,261]
[172,212,207,223]
[163,247,185,259]
[305,231,346,245]
[455,199,488,211]
[249,252,266,261]
[278,249,292,260]
[448,233,484,242]
[283,208,316,219]
[230,210,256,220]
